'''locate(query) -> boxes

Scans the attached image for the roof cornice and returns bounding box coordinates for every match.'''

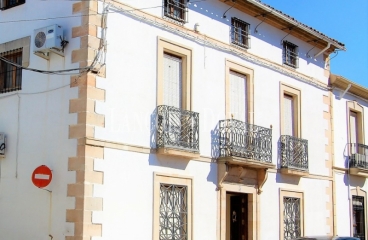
[330,74,368,100]
[221,0,346,53]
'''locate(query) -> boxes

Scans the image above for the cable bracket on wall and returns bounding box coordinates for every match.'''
[222,0,236,18]
[254,11,272,33]
[306,40,318,58]
[280,26,294,45]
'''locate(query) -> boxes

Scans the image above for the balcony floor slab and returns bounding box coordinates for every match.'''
[218,156,275,169]
[156,147,200,159]
[350,167,368,178]
[280,168,309,177]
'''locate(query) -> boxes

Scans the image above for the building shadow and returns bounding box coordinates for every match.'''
[211,122,220,160]
[148,153,190,170]
[150,108,157,149]
[275,137,300,185]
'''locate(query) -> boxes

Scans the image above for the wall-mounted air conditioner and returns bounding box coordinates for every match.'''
[33,24,64,59]
[0,133,5,158]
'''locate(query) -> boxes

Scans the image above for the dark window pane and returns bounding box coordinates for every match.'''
[0,51,22,93]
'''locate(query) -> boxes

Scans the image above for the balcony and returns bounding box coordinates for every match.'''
[349,143,368,177]
[217,119,274,169]
[156,105,199,158]
[280,135,309,176]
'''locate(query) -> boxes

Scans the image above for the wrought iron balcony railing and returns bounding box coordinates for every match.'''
[156,105,199,152]
[349,143,368,169]
[219,119,272,163]
[280,135,308,171]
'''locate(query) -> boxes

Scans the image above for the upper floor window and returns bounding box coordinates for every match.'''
[280,83,301,137]
[283,41,299,68]
[347,101,365,156]
[229,71,247,122]
[163,53,183,109]
[225,60,254,124]
[163,0,188,23]
[0,49,22,93]
[283,94,296,136]
[231,17,250,49]
[0,0,25,10]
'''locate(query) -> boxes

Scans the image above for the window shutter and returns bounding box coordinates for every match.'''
[350,111,358,144]
[163,53,182,109]
[230,71,247,122]
[284,95,294,136]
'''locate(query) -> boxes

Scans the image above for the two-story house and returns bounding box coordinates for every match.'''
[330,74,368,240]
[0,0,349,239]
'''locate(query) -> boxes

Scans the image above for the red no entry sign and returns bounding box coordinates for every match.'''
[32,165,52,188]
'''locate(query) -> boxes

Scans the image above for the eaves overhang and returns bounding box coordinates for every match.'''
[220,0,346,54]
[330,74,368,100]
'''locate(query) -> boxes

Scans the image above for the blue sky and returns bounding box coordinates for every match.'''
[261,0,368,88]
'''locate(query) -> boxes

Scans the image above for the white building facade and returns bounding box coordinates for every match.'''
[330,75,368,240]
[0,0,358,240]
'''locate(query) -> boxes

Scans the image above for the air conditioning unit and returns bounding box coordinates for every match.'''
[0,133,5,158]
[33,24,64,59]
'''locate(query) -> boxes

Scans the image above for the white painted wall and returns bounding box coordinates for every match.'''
[332,89,368,238]
[0,0,80,239]
[335,173,351,236]
[335,173,368,237]
[332,89,368,169]
[102,148,218,240]
[95,1,336,238]
[0,0,343,239]
[261,173,332,239]
[116,0,328,81]
[95,3,330,175]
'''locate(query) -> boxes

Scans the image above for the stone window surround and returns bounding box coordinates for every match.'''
[279,189,304,240]
[280,82,302,138]
[153,172,193,240]
[0,36,30,68]
[157,37,192,110]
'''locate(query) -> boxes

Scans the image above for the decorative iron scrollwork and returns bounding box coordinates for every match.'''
[156,105,199,152]
[218,119,272,163]
[349,143,368,169]
[280,135,308,171]
[283,197,301,240]
[159,184,188,240]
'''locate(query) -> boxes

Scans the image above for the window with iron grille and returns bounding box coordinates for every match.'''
[163,0,188,23]
[159,184,188,240]
[353,195,365,240]
[283,41,299,68]
[0,50,22,94]
[231,18,250,49]
[0,0,25,10]
[283,197,301,240]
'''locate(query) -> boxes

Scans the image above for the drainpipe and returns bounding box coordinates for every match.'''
[314,43,331,58]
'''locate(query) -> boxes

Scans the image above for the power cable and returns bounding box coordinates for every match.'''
[0,0,208,24]
[109,2,331,90]
[0,2,110,76]
[0,2,110,98]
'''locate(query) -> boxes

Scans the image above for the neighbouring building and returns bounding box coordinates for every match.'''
[3,0,367,240]
[330,75,368,240]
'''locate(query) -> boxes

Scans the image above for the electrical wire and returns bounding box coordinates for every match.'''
[0,3,110,98]
[109,1,331,90]
[0,1,110,76]
[0,0,332,90]
[0,0,209,24]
